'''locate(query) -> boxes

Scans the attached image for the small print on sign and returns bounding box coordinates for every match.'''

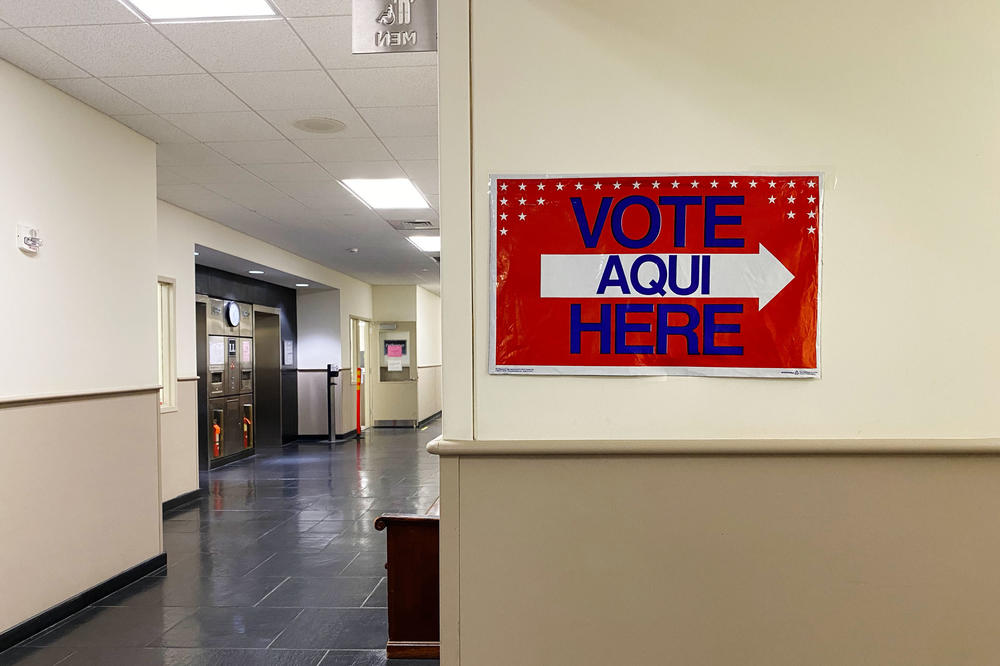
[489,174,822,378]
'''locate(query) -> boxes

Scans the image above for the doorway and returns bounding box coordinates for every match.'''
[254,310,282,447]
[351,316,374,434]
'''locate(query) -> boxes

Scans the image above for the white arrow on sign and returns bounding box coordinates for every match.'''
[539,243,794,308]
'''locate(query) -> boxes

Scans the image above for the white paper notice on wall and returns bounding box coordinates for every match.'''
[209,340,225,365]
[388,359,403,372]
[241,340,252,364]
[284,340,294,366]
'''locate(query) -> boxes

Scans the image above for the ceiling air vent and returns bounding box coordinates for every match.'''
[403,220,435,229]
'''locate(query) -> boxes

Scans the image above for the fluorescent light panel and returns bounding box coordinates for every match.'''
[408,235,441,252]
[248,270,265,275]
[342,178,429,210]
[120,0,276,21]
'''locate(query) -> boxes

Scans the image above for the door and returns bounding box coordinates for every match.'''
[254,311,282,447]
[351,317,373,433]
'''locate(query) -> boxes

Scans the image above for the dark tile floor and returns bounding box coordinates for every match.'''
[2,420,442,666]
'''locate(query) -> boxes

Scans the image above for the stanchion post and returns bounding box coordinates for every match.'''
[356,367,362,439]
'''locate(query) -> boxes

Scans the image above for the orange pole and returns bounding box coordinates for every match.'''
[356,367,362,438]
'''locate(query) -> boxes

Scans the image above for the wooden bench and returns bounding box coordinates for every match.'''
[374,499,440,659]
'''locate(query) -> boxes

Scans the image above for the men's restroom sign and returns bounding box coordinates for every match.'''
[489,174,822,377]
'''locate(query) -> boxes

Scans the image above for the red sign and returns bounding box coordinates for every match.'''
[490,174,821,377]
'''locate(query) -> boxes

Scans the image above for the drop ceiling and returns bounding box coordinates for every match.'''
[0,0,441,288]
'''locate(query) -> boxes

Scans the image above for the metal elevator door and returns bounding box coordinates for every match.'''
[254,311,281,447]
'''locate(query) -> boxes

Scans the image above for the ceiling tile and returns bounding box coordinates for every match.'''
[206,140,310,164]
[203,182,300,210]
[289,16,437,70]
[258,107,373,140]
[158,183,240,210]
[215,70,351,111]
[320,160,406,180]
[157,20,319,73]
[115,114,198,144]
[359,105,437,137]
[268,180,352,200]
[271,0,351,17]
[200,205,282,235]
[0,29,88,79]
[47,77,147,115]
[399,159,438,195]
[161,112,283,142]
[382,135,437,160]
[330,66,437,107]
[0,0,141,27]
[156,143,232,167]
[380,203,438,221]
[168,162,261,184]
[103,74,248,114]
[245,162,334,182]
[156,166,189,186]
[294,137,392,162]
[23,24,201,77]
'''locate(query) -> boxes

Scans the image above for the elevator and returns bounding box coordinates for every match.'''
[196,297,266,469]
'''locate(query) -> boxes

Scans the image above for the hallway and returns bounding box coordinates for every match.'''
[3,421,442,666]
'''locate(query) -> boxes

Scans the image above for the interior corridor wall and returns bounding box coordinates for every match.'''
[369,285,442,424]
[157,201,373,477]
[297,289,342,436]
[435,1,1000,664]
[0,61,161,635]
[371,285,419,423]
[416,286,442,421]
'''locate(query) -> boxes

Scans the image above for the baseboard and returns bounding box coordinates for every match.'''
[386,640,440,659]
[418,411,442,427]
[207,448,254,470]
[162,489,201,515]
[374,419,418,428]
[295,432,358,445]
[0,552,167,653]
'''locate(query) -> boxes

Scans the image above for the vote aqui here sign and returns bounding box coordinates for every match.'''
[489,174,822,378]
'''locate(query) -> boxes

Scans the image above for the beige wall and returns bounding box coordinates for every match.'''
[0,61,162,634]
[0,62,158,399]
[297,289,341,436]
[464,0,999,441]
[371,286,442,423]
[156,200,199,501]
[436,0,1000,663]
[372,285,419,422]
[0,393,163,634]
[159,380,199,502]
[417,287,442,420]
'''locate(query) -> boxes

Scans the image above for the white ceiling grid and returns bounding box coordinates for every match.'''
[0,0,440,286]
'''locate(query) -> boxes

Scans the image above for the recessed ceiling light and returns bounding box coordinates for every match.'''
[295,283,309,287]
[347,248,360,253]
[342,178,429,210]
[248,270,265,275]
[408,235,441,252]
[293,117,346,134]
[119,0,277,22]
